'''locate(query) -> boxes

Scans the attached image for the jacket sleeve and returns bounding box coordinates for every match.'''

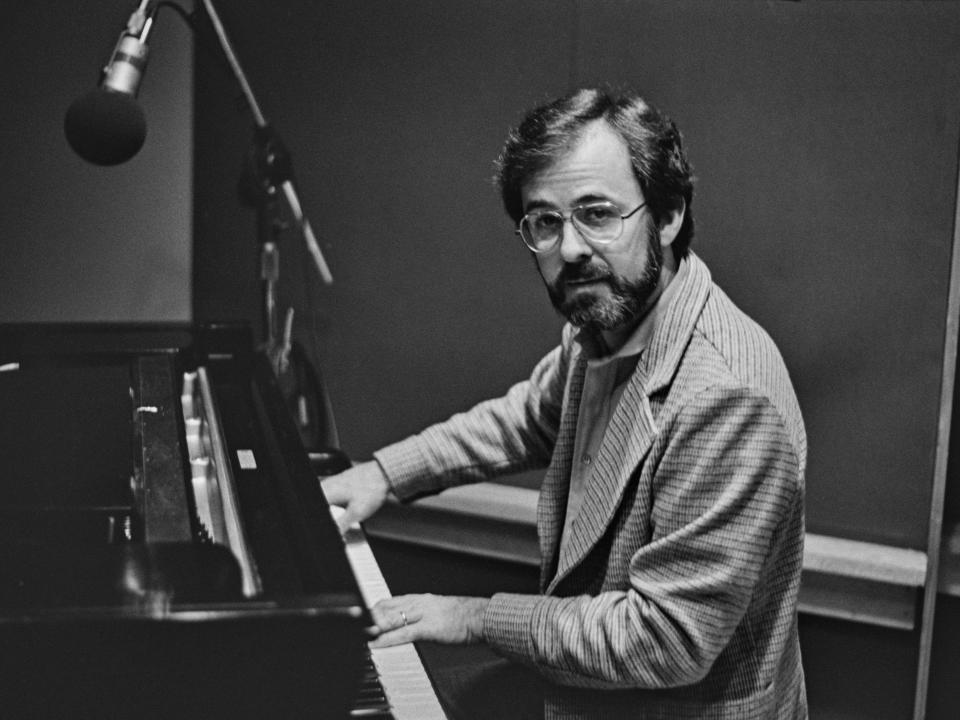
[373,326,575,500]
[482,384,803,690]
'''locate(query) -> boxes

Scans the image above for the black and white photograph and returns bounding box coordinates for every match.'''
[1,2,959,718]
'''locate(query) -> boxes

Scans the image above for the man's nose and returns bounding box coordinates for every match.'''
[558,220,592,263]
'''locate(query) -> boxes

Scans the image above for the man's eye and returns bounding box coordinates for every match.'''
[578,206,618,226]
[533,214,562,231]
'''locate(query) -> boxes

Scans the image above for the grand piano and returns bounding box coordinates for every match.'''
[0,323,446,719]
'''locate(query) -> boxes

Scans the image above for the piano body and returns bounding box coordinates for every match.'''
[0,323,445,719]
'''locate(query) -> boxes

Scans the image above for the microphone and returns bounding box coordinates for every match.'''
[64,2,155,165]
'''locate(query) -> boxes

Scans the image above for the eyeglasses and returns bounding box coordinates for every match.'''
[516,201,646,253]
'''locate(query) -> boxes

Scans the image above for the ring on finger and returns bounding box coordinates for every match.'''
[400,610,408,627]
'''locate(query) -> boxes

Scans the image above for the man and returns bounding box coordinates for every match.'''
[322,88,807,719]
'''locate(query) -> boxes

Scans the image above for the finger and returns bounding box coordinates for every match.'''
[371,596,419,616]
[330,498,373,535]
[336,507,361,534]
[319,476,348,505]
[369,624,418,649]
[325,504,354,535]
[370,603,410,633]
[337,519,353,535]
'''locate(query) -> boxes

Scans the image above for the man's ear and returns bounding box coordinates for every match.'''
[658,201,686,248]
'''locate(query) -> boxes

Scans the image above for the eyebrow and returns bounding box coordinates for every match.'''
[523,193,611,213]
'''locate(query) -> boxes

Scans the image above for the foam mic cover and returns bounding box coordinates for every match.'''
[64,88,147,166]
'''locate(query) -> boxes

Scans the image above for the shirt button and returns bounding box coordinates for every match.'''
[582,453,592,465]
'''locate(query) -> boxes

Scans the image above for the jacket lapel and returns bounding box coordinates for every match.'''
[543,254,714,593]
[537,353,586,590]
[547,368,659,591]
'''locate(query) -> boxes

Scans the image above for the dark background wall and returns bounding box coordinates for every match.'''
[1,1,193,323]
[195,0,960,552]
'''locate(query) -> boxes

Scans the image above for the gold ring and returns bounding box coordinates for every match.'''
[400,610,408,627]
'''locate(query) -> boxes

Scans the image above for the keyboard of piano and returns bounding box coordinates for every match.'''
[334,510,449,720]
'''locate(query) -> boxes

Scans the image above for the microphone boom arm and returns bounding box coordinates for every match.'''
[199,0,333,286]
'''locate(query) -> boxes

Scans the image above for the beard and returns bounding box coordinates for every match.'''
[544,225,663,332]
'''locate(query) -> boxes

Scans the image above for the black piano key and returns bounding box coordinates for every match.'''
[351,653,394,718]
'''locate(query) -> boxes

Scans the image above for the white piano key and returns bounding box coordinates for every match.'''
[331,507,447,720]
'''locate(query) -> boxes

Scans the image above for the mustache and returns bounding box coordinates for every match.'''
[556,262,613,285]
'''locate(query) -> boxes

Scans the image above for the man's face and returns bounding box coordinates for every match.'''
[521,121,667,333]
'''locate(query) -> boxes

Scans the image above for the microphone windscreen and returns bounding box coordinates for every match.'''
[64,89,147,166]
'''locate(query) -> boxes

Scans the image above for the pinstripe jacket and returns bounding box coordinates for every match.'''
[376,253,807,719]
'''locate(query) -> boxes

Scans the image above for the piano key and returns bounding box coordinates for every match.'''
[331,507,448,720]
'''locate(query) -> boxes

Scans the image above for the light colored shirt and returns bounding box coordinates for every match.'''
[560,258,690,551]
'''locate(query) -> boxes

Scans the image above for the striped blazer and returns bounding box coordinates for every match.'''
[376,253,808,719]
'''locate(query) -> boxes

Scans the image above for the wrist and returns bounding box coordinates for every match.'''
[465,597,490,644]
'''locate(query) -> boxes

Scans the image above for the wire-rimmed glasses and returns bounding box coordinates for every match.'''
[516,201,646,253]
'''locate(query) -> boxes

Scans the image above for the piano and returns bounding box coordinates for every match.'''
[0,323,446,719]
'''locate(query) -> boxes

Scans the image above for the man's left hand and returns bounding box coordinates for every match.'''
[368,594,489,648]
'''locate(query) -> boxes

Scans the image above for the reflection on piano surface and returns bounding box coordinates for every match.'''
[0,323,445,719]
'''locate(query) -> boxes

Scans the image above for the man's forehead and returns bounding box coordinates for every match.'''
[521,121,638,207]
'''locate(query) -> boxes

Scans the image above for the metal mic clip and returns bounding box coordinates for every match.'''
[101,1,157,96]
[125,1,154,36]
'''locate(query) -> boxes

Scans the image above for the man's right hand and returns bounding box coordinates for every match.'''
[320,460,392,533]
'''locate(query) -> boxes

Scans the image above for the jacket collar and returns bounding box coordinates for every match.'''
[637,252,713,395]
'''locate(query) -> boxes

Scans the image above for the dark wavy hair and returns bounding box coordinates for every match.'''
[496,88,695,258]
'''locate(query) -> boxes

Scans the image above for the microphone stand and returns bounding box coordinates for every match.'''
[200,0,342,454]
[201,0,331,337]
[238,123,301,374]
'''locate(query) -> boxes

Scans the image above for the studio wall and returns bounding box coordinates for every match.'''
[0,1,192,323]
